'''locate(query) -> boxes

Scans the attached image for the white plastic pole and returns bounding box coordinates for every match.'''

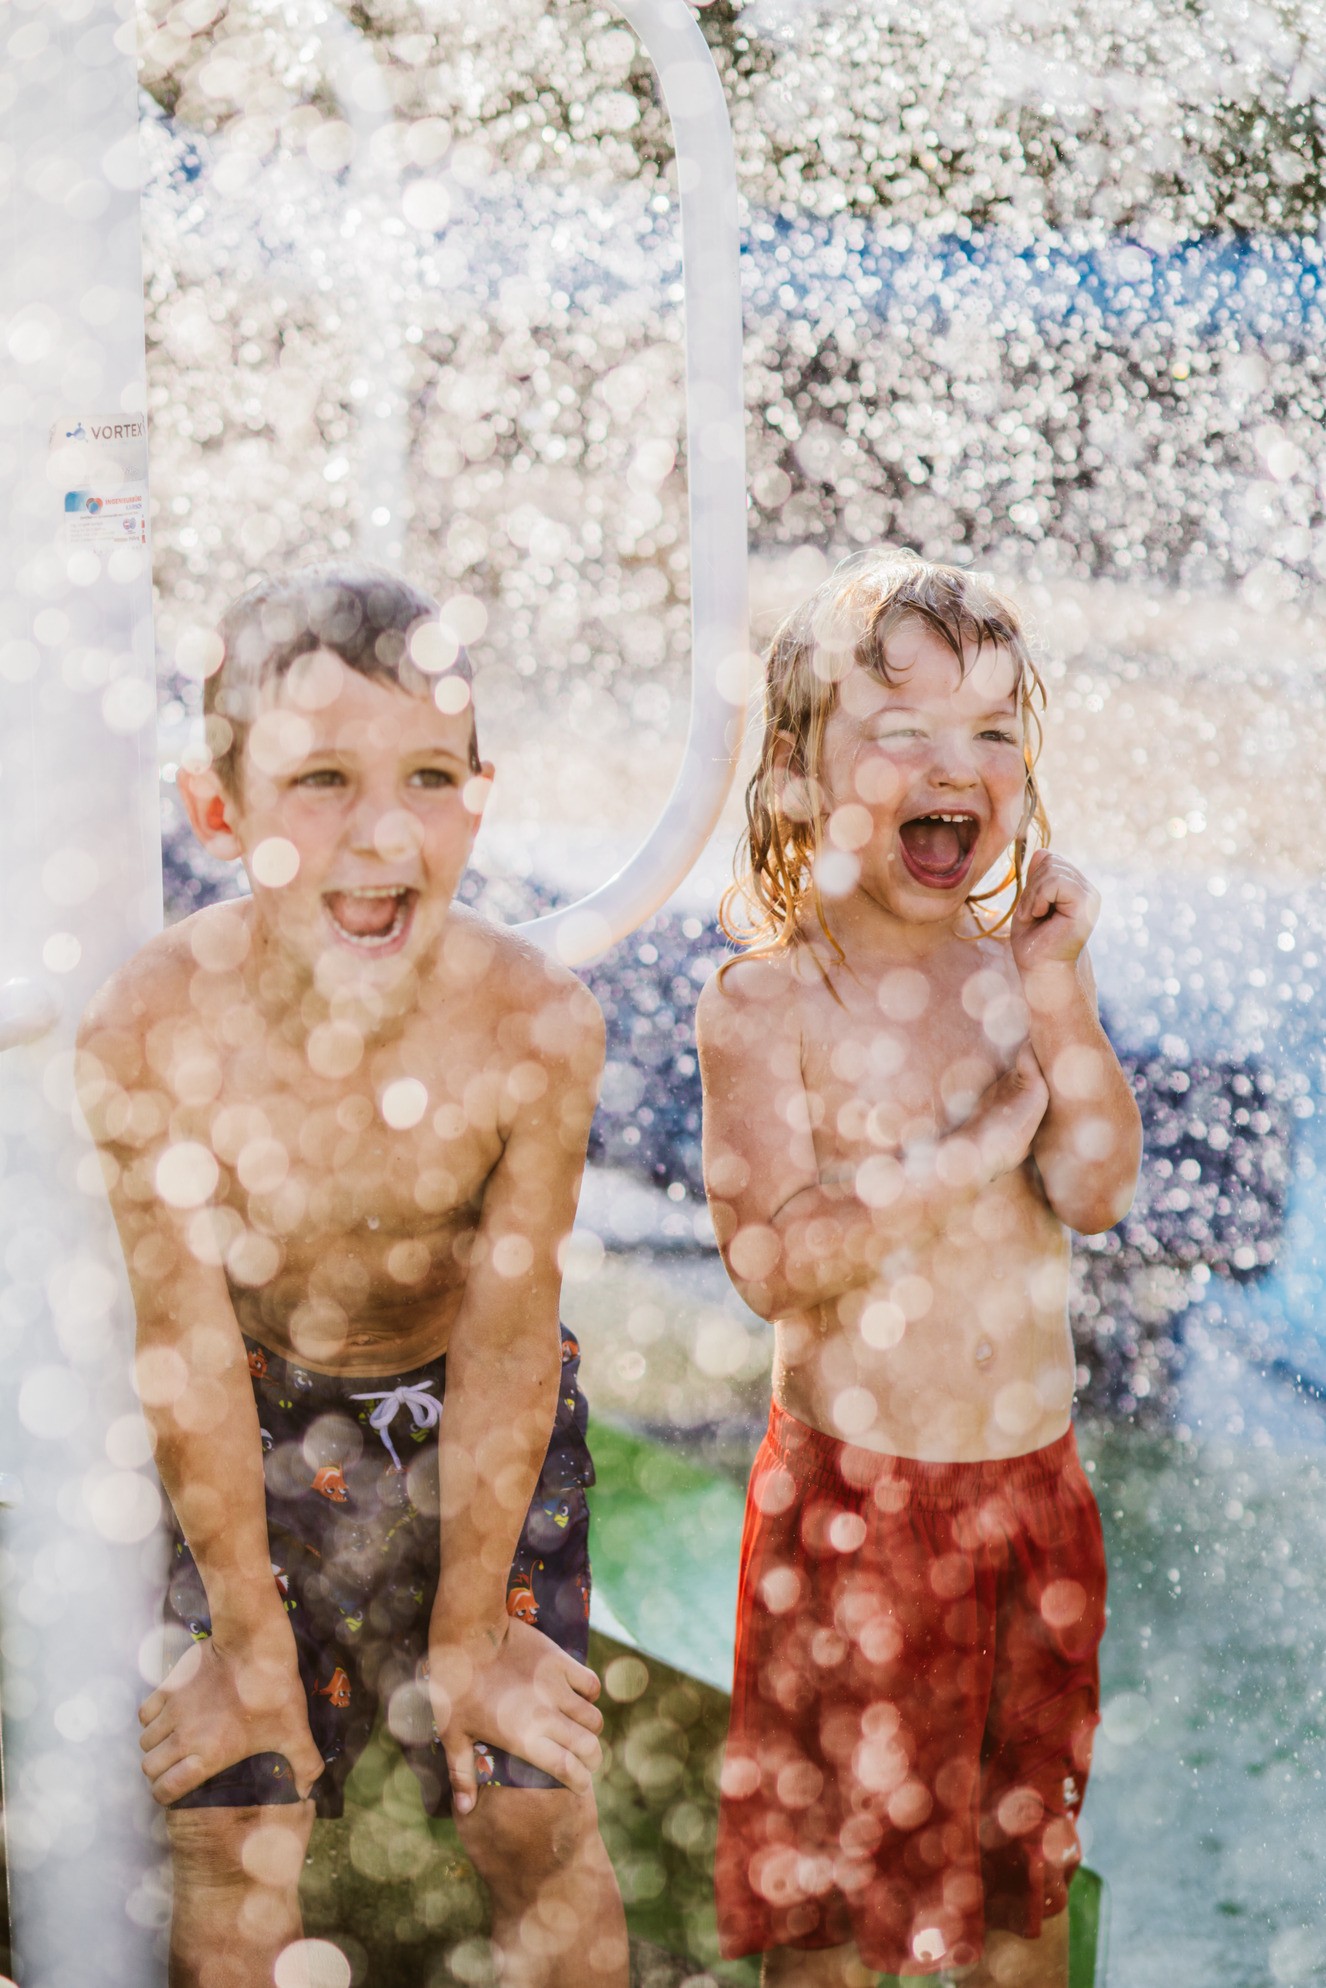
[515,0,751,966]
[0,3,162,1984]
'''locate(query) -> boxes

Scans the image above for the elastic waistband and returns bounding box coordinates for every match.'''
[763,1400,1081,1508]
[242,1331,449,1402]
[242,1320,583,1404]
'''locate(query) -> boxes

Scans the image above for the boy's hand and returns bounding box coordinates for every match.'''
[1011,851,1101,981]
[428,1616,604,1817]
[965,1047,1049,1182]
[138,1627,324,1807]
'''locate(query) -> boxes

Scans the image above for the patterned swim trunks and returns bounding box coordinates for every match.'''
[167,1323,593,1817]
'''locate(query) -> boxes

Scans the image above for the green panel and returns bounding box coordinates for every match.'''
[1069,1864,1108,1988]
[587,1417,745,1692]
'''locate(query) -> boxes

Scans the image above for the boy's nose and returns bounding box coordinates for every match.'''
[929,736,979,785]
[347,805,424,863]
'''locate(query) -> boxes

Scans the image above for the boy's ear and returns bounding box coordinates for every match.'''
[177,764,243,860]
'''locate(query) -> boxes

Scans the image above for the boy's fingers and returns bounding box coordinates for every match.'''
[445,1742,480,1818]
[146,1753,205,1807]
[290,1738,326,1801]
[552,1715,603,1774]
[556,1654,604,1701]
[139,1709,173,1753]
[139,1688,166,1727]
[559,1687,604,1734]
[140,1732,189,1779]
[520,1734,593,1794]
[548,1743,595,1793]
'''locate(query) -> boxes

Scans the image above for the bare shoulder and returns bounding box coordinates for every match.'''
[697,948,802,1058]
[75,912,232,1142]
[76,916,202,1053]
[435,905,604,1072]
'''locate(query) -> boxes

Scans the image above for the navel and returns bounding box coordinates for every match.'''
[974,1338,994,1366]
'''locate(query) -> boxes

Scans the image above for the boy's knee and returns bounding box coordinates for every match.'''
[456,1785,602,1889]
[167,1800,316,1895]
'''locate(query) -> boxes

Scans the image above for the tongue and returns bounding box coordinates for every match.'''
[328,893,401,938]
[900,819,965,875]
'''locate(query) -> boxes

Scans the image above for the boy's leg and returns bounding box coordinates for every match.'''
[455,1786,628,1988]
[762,1943,874,1987]
[759,1911,1070,1988]
[166,1801,316,1988]
[953,1907,1068,1988]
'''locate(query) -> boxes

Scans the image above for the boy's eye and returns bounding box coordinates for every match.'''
[296,768,346,788]
[408,767,458,789]
[979,729,1019,745]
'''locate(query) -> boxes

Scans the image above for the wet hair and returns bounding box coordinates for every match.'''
[721,547,1049,961]
[204,561,480,789]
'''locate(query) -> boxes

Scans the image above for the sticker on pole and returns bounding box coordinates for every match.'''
[48,413,149,549]
[63,487,146,545]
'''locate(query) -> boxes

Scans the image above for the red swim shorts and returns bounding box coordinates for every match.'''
[715,1404,1106,1977]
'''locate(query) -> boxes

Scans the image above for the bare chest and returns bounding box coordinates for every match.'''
[798,964,1027,1159]
[193,1044,506,1329]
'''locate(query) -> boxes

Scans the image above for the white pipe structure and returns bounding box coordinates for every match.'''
[0,1,747,1979]
[314,0,752,967]
[516,0,750,966]
[0,4,163,1985]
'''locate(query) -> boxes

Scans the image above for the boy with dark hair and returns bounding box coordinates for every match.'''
[78,563,628,1988]
[698,549,1141,1986]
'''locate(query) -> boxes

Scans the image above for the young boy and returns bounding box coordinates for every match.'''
[697,550,1141,1986]
[76,564,628,1988]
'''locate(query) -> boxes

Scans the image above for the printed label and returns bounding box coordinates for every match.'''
[63,486,147,545]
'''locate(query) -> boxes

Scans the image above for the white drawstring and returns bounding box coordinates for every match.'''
[349,1381,442,1470]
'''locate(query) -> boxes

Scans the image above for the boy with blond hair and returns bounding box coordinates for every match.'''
[77,564,627,1988]
[697,550,1141,1986]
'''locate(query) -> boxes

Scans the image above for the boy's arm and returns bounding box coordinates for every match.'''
[1012,852,1143,1233]
[696,963,1048,1319]
[427,975,605,1817]
[76,993,323,1807]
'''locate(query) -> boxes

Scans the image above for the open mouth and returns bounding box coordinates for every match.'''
[323,886,419,955]
[897,811,981,890]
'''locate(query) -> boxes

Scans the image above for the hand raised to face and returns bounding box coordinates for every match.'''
[1011,849,1101,977]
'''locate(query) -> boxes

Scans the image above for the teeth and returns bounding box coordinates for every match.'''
[326,886,413,950]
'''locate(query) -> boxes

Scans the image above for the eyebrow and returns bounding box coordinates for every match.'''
[867,702,1019,719]
[299,740,471,760]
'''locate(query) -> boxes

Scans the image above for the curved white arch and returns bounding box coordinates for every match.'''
[514,0,750,965]
[310,0,750,966]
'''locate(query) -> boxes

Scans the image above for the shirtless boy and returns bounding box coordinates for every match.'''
[76,565,628,1988]
[697,550,1141,1986]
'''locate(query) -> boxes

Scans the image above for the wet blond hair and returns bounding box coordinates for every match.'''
[722,548,1049,961]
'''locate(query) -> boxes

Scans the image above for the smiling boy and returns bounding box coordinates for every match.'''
[698,551,1141,1986]
[76,565,627,1988]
